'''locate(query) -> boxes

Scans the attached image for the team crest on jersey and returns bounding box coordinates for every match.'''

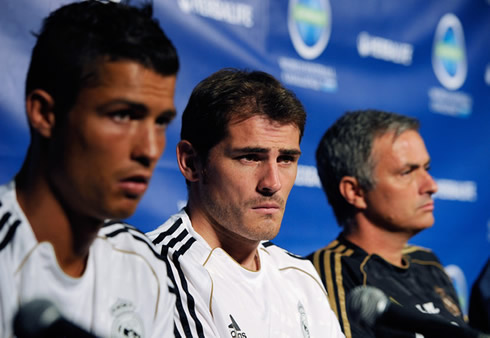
[298,301,310,338]
[227,314,247,337]
[110,299,144,338]
[434,286,462,317]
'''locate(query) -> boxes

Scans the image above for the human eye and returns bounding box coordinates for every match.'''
[238,154,260,163]
[155,111,175,129]
[278,155,297,165]
[109,109,133,123]
[401,166,416,176]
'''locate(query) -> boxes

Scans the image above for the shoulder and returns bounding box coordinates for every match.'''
[146,210,203,260]
[261,241,320,277]
[307,237,365,272]
[97,220,172,291]
[146,210,187,245]
[99,220,161,259]
[146,213,216,337]
[261,241,309,261]
[0,181,18,217]
[261,241,329,294]
[0,182,32,255]
[403,244,443,267]
[402,244,454,284]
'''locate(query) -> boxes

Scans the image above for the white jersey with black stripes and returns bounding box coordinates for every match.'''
[147,208,345,338]
[0,181,174,338]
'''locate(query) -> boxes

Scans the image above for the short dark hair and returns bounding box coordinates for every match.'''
[316,109,420,228]
[181,68,306,161]
[26,0,179,119]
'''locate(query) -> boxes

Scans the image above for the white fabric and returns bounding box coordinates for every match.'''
[147,209,345,338]
[0,181,174,338]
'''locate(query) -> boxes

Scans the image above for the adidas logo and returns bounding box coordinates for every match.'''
[228,314,247,338]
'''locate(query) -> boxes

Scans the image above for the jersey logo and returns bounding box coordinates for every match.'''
[110,299,144,338]
[415,302,440,314]
[434,286,462,317]
[298,301,310,338]
[228,314,247,337]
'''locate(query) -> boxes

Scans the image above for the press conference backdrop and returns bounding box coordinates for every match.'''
[1,0,488,314]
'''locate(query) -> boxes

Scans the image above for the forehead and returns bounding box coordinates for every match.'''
[83,60,176,96]
[225,115,301,149]
[372,130,429,166]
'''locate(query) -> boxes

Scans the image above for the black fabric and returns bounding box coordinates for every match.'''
[307,233,466,338]
[468,258,490,334]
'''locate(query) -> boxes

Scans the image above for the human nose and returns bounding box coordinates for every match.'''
[257,161,282,196]
[132,122,165,168]
[420,170,438,195]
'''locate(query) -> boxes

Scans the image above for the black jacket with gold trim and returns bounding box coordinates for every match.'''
[307,233,466,338]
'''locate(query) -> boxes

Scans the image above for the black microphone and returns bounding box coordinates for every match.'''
[13,299,97,338]
[347,285,490,338]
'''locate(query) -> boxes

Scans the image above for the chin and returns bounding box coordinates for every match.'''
[106,204,138,220]
[262,223,281,240]
[411,222,434,235]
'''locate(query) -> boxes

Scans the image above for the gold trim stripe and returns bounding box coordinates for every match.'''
[334,247,354,338]
[402,245,431,254]
[410,259,444,271]
[359,255,372,286]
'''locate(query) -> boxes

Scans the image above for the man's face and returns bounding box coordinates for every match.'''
[362,130,438,234]
[49,61,176,220]
[195,115,301,245]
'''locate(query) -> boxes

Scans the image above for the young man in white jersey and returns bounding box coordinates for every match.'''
[0,1,178,337]
[147,68,344,337]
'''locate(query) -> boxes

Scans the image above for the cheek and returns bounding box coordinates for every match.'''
[283,170,297,190]
[89,132,130,160]
[64,125,116,163]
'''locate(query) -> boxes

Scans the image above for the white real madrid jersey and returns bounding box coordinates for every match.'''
[0,181,174,338]
[147,209,345,338]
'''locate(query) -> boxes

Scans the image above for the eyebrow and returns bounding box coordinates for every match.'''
[97,99,177,119]
[97,99,146,112]
[232,147,302,156]
[403,158,432,169]
[159,108,177,123]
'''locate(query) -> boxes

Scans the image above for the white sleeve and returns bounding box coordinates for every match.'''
[150,272,175,338]
[168,254,221,337]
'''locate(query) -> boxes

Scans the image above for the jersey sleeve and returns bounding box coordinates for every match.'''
[168,254,220,337]
[150,265,176,338]
[149,234,220,338]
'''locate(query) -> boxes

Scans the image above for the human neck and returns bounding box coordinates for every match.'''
[345,218,411,268]
[15,165,102,277]
[221,241,261,271]
[186,203,261,271]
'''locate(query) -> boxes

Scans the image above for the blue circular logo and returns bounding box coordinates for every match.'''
[288,0,331,60]
[432,13,467,90]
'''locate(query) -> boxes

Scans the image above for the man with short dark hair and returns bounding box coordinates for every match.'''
[0,1,179,336]
[308,110,466,337]
[147,68,344,337]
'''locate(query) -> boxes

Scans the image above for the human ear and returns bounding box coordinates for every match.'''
[25,89,56,138]
[176,140,200,182]
[339,176,367,209]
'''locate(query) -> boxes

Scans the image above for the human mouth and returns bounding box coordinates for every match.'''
[419,200,435,211]
[118,175,150,198]
[252,202,281,215]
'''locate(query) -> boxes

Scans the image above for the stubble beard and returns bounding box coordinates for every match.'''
[201,192,285,243]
